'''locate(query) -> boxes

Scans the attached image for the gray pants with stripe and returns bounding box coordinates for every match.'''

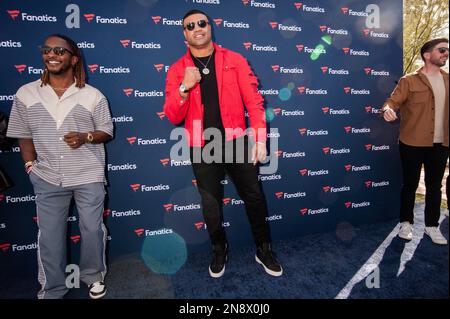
[29,171,107,299]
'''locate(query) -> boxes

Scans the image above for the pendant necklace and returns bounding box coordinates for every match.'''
[193,49,214,75]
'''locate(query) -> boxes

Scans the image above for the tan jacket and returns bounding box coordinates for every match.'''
[383,67,449,147]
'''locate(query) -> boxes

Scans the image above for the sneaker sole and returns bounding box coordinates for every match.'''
[398,233,412,241]
[89,288,107,299]
[424,231,448,245]
[209,265,225,278]
[255,255,283,277]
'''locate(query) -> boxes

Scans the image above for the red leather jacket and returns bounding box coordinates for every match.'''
[163,43,267,147]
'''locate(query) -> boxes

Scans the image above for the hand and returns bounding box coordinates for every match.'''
[183,67,201,90]
[251,142,267,165]
[383,107,398,122]
[64,132,86,149]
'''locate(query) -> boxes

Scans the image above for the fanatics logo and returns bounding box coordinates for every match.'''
[344,87,351,94]
[294,3,303,10]
[299,169,308,176]
[364,67,372,75]
[271,65,280,72]
[103,209,111,217]
[14,64,27,73]
[163,204,173,212]
[156,111,166,120]
[134,228,145,237]
[120,39,130,48]
[298,86,305,94]
[130,184,141,192]
[243,42,252,50]
[345,164,352,171]
[7,10,20,20]
[319,25,327,32]
[0,243,11,252]
[344,126,352,133]
[322,107,330,113]
[269,21,278,29]
[341,7,349,14]
[127,137,137,145]
[275,192,284,199]
[194,222,204,230]
[223,198,231,205]
[345,202,352,208]
[322,147,330,154]
[154,64,164,72]
[70,235,81,244]
[242,0,250,4]
[296,44,304,52]
[298,128,307,136]
[160,158,170,166]
[322,186,331,193]
[213,18,223,26]
[342,47,350,54]
[365,181,372,188]
[321,66,328,73]
[300,208,308,216]
[88,64,99,73]
[192,179,197,186]
[84,14,95,23]
[365,144,372,151]
[0,194,5,201]
[274,150,283,157]
[151,16,161,24]
[363,29,370,36]
[123,88,134,97]
[273,108,281,115]
[365,106,373,113]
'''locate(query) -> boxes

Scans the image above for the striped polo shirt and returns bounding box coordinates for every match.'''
[7,79,113,187]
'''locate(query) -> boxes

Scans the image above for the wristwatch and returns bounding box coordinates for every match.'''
[86,132,94,143]
[179,83,189,94]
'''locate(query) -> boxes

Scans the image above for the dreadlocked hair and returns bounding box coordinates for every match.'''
[40,34,86,88]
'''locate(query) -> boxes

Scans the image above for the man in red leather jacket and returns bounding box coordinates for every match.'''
[164,9,282,278]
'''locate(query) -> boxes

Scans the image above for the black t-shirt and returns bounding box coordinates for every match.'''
[191,51,225,138]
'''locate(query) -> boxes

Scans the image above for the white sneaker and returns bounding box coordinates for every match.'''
[424,227,448,245]
[398,222,412,241]
[88,281,107,299]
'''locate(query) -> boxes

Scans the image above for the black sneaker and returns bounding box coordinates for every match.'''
[255,243,283,276]
[88,281,107,299]
[209,243,228,278]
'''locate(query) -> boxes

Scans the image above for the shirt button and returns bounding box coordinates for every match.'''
[59,137,63,141]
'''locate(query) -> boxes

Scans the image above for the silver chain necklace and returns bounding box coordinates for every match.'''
[193,49,214,75]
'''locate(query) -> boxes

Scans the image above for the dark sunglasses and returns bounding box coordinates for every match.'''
[183,19,208,31]
[436,47,449,54]
[39,45,73,56]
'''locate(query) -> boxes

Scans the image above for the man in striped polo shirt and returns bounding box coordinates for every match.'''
[7,34,113,299]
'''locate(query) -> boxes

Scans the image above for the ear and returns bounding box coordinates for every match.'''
[423,52,431,61]
[71,55,79,67]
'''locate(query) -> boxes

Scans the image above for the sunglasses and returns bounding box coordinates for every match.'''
[436,47,449,54]
[39,45,74,56]
[183,19,208,31]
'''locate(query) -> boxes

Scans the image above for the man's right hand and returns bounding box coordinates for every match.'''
[383,106,398,122]
[183,67,202,90]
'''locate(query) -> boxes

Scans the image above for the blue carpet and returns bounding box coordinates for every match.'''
[1,204,448,299]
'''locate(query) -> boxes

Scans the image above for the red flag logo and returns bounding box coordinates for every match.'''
[271,65,280,72]
[14,64,27,73]
[299,169,308,176]
[151,16,161,24]
[322,186,331,193]
[120,39,130,48]
[322,147,330,154]
[298,128,307,136]
[7,10,20,20]
[130,184,141,192]
[344,87,351,94]
[213,18,223,26]
[364,67,372,75]
[127,137,137,145]
[319,25,327,32]
[160,158,170,166]
[322,107,330,114]
[84,14,95,23]
[134,228,144,236]
[345,202,352,208]
[296,44,304,52]
[342,47,350,54]
[294,3,303,10]
[123,88,134,97]
[88,64,98,73]
[300,208,308,216]
[297,86,306,94]
[163,204,173,212]
[344,126,352,133]
[156,111,166,119]
[321,66,329,74]
[344,164,352,171]
[269,21,278,29]
[341,7,349,14]
[275,192,284,199]
[243,42,252,50]
[0,243,11,253]
[71,235,81,244]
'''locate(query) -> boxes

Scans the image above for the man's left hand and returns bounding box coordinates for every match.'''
[64,132,87,149]
[251,142,267,165]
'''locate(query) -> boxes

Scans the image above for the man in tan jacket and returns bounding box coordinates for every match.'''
[383,38,448,245]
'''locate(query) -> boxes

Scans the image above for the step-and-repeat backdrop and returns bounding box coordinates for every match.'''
[0,0,402,276]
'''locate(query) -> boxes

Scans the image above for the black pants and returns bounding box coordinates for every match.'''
[399,141,449,226]
[190,137,271,246]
